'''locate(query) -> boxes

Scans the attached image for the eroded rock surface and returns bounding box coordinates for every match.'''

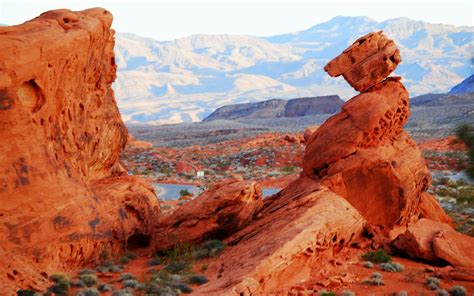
[0,9,158,291]
[153,180,263,251]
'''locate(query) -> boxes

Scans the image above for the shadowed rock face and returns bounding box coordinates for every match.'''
[0,9,158,291]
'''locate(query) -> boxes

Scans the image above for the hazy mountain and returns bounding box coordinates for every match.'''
[449,74,474,94]
[113,16,473,125]
[203,95,343,121]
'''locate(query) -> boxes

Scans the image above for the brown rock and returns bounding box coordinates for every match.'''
[324,31,401,92]
[193,178,366,295]
[303,124,319,143]
[153,180,263,251]
[0,9,158,291]
[418,192,453,225]
[393,218,474,267]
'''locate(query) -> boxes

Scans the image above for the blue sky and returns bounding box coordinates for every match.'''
[1,0,472,40]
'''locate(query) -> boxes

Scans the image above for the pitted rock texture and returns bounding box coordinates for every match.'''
[0,9,158,292]
[324,31,401,92]
[193,178,366,295]
[153,180,263,251]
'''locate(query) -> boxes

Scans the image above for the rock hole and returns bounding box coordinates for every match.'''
[12,270,18,276]
[40,118,44,126]
[389,54,397,63]
[126,233,151,251]
[16,80,45,112]
[79,103,84,112]
[67,109,72,121]
[358,38,366,45]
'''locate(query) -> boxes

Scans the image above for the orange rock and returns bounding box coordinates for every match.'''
[127,134,153,149]
[324,31,401,92]
[153,180,263,251]
[393,218,474,267]
[303,124,319,143]
[193,178,366,295]
[418,192,453,225]
[0,9,158,291]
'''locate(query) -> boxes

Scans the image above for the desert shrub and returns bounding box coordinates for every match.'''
[16,290,36,296]
[319,291,336,296]
[119,251,138,264]
[71,279,85,287]
[456,124,474,179]
[450,285,467,296]
[179,189,191,197]
[164,260,190,274]
[187,274,208,285]
[97,263,123,273]
[362,261,374,269]
[192,240,226,259]
[75,288,99,296]
[380,262,404,272]
[200,264,208,272]
[176,283,193,293]
[436,290,449,296]
[122,279,140,288]
[341,291,355,296]
[111,289,134,296]
[98,284,113,291]
[147,257,163,266]
[79,274,97,286]
[398,291,408,296]
[120,272,136,281]
[48,274,70,295]
[361,249,391,263]
[426,276,440,290]
[78,268,96,275]
[362,272,384,286]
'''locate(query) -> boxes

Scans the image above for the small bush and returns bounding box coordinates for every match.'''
[179,189,191,197]
[380,262,404,272]
[97,263,123,273]
[176,283,193,293]
[75,288,99,296]
[398,291,408,296]
[362,261,374,269]
[164,260,190,274]
[97,284,113,291]
[79,274,97,286]
[450,285,467,296]
[361,249,391,263]
[362,272,384,286]
[122,279,140,288]
[436,290,449,296]
[49,273,70,283]
[16,290,36,296]
[71,279,85,287]
[48,273,70,295]
[341,291,355,296]
[147,257,163,266]
[426,277,440,290]
[120,272,136,281]
[78,268,96,275]
[193,240,226,259]
[187,274,208,285]
[200,264,208,272]
[111,289,134,296]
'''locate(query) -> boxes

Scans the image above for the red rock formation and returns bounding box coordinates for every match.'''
[393,219,474,267]
[194,178,366,295]
[153,180,263,251]
[0,9,158,292]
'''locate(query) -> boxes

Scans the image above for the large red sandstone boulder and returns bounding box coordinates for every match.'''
[393,218,474,267]
[324,31,401,92]
[0,9,158,291]
[193,177,366,295]
[153,180,263,251]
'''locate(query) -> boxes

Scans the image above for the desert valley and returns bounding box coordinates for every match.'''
[0,6,473,296]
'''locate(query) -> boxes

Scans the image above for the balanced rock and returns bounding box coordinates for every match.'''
[0,9,158,291]
[324,31,401,92]
[153,180,263,251]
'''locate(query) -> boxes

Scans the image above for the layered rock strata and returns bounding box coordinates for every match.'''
[0,9,158,292]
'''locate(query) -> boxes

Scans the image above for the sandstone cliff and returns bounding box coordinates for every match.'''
[0,9,158,292]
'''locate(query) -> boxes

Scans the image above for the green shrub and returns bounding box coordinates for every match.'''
[120,272,136,281]
[71,279,85,287]
[450,285,467,296]
[164,260,190,274]
[187,274,208,285]
[380,262,404,272]
[193,240,226,259]
[200,264,208,272]
[78,268,96,275]
[179,189,191,197]
[362,261,374,268]
[122,279,140,288]
[426,276,440,290]
[79,274,97,286]
[362,272,384,286]
[16,290,36,296]
[361,249,391,263]
[75,288,99,296]
[111,289,134,296]
[48,273,70,295]
[436,290,449,296]
[147,257,163,266]
[398,292,408,296]
[341,291,355,296]
[319,291,336,296]
[98,284,113,291]
[176,283,193,293]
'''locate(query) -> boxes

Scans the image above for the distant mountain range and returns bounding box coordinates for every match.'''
[113,16,473,125]
[203,95,343,121]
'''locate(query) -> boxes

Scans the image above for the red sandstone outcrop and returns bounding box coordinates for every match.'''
[393,219,474,267]
[0,9,158,292]
[153,180,263,251]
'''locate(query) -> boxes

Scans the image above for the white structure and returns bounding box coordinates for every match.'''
[197,171,205,178]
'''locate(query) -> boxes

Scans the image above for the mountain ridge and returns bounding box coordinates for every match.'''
[113,16,473,125]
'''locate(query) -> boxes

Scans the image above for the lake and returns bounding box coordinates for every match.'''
[153,183,281,200]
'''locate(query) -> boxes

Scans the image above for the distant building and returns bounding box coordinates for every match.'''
[197,171,205,178]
